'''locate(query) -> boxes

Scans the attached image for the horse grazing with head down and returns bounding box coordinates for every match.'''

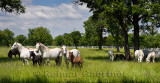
[146,51,156,63]
[68,52,82,68]
[35,43,63,65]
[61,45,80,68]
[115,54,125,60]
[135,50,144,62]
[8,48,20,58]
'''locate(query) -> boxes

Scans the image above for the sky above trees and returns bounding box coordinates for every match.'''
[0,0,92,38]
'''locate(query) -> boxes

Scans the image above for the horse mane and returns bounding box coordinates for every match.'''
[40,43,48,51]
[16,42,23,48]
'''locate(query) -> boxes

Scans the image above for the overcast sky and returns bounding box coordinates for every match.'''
[0,0,92,38]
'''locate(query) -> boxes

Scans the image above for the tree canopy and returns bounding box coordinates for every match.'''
[0,0,25,14]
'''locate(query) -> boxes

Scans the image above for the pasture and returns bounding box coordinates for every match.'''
[0,47,160,83]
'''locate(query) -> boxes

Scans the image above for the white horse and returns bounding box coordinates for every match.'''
[35,43,63,65]
[108,50,114,61]
[61,45,80,67]
[135,50,144,62]
[11,42,40,65]
[146,51,156,63]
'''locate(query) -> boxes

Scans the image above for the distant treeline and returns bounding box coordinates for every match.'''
[0,26,160,48]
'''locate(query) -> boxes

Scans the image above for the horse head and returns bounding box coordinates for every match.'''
[35,43,41,53]
[8,50,13,58]
[11,42,18,50]
[68,52,73,60]
[61,45,67,55]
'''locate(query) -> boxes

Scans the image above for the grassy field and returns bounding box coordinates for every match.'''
[0,47,160,83]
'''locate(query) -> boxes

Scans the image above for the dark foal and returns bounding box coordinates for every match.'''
[127,53,132,61]
[30,51,42,66]
[115,54,125,60]
[8,49,20,58]
[69,52,83,68]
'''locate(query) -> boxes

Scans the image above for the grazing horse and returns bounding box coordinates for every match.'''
[8,48,20,58]
[61,45,80,68]
[35,43,63,65]
[115,54,125,60]
[143,50,150,61]
[146,51,156,63]
[135,50,144,62]
[30,51,42,66]
[108,50,114,61]
[68,52,82,68]
[11,42,32,65]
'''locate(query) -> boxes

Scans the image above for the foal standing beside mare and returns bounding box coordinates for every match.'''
[61,45,80,68]
[68,52,82,68]
[8,48,20,58]
[30,51,42,66]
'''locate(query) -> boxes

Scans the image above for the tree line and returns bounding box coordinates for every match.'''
[1,26,160,49]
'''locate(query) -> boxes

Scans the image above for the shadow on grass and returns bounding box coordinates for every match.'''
[0,76,53,83]
[0,57,20,63]
[85,56,109,61]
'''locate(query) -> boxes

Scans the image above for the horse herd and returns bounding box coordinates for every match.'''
[8,42,82,68]
[8,42,160,68]
[108,49,160,63]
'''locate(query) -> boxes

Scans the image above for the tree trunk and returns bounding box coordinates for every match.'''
[133,14,140,58]
[116,40,120,52]
[98,27,103,50]
[120,19,130,58]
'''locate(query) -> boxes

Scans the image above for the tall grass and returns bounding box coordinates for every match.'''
[0,47,160,83]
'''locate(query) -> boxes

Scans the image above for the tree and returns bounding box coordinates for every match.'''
[15,34,27,45]
[0,0,25,14]
[84,16,105,50]
[53,35,64,46]
[0,30,7,46]
[70,31,82,49]
[27,27,53,46]
[74,0,160,57]
[3,28,14,47]
[63,33,74,46]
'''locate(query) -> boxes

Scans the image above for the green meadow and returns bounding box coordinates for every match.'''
[0,47,160,83]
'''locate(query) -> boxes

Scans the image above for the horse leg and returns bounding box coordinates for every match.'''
[47,59,50,66]
[24,59,29,65]
[23,59,25,66]
[153,57,155,63]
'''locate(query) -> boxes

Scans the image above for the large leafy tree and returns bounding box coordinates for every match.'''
[3,28,14,47]
[74,0,160,57]
[53,35,64,46]
[63,33,74,46]
[84,16,105,50]
[0,0,25,14]
[71,31,82,49]
[27,27,53,46]
[15,34,27,45]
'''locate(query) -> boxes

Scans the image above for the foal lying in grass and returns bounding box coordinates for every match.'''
[68,52,83,68]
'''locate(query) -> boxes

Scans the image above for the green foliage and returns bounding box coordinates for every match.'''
[0,0,25,14]
[70,31,82,47]
[27,27,53,46]
[53,35,64,46]
[3,29,14,47]
[15,35,27,45]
